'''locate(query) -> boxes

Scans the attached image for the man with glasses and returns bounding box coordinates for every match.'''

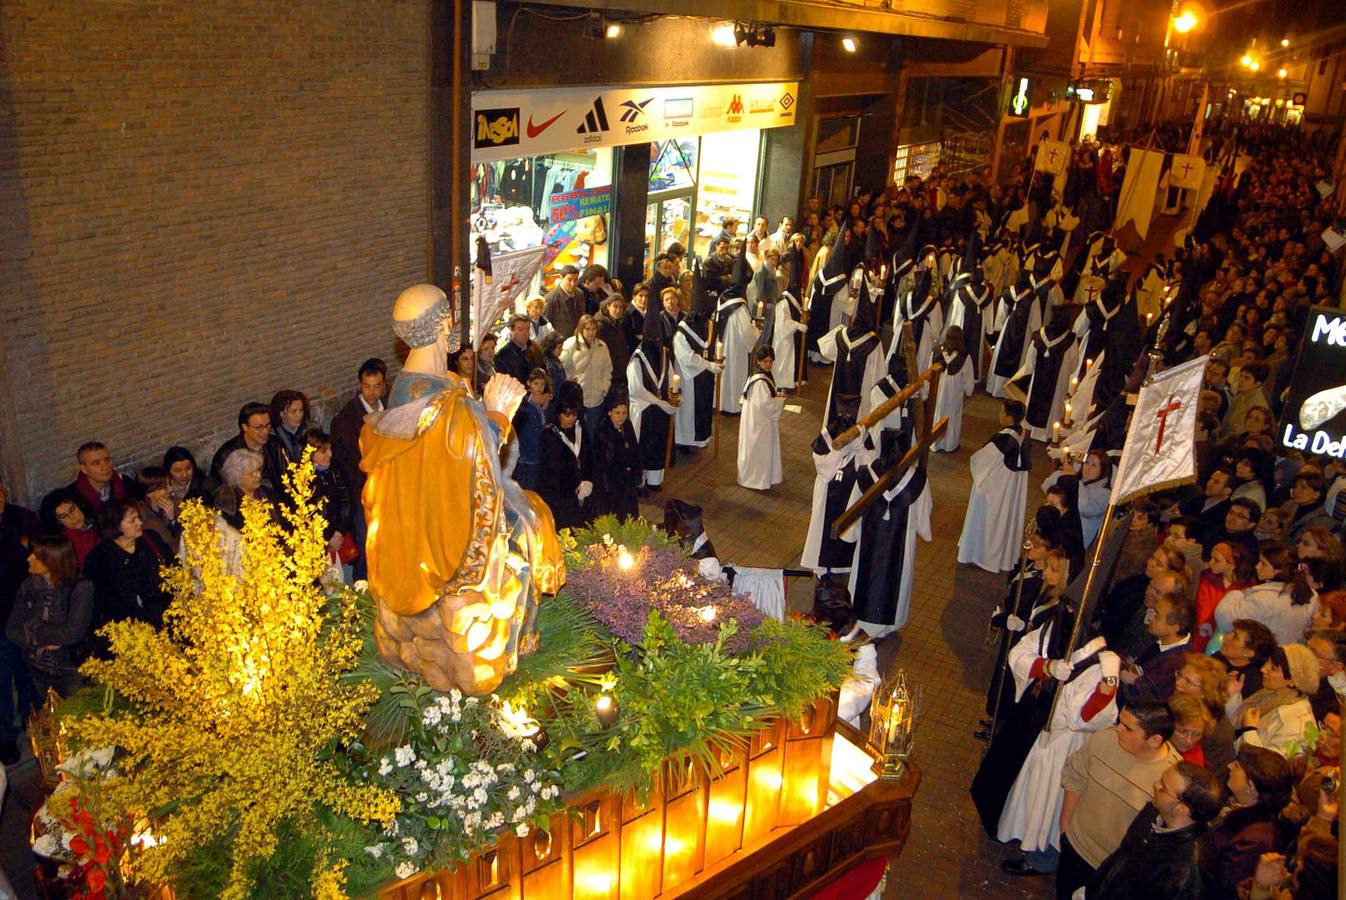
[1084,761,1223,899]
[68,441,129,515]
[209,402,284,492]
[1307,629,1346,721]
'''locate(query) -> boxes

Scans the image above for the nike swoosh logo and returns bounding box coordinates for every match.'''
[526,111,566,138]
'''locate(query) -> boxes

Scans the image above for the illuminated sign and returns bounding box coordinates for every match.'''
[1009,77,1031,117]
[1278,306,1346,459]
[474,108,520,149]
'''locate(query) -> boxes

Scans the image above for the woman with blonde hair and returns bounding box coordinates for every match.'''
[1173,652,1235,777]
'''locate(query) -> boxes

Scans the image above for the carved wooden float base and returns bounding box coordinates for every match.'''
[379,706,920,900]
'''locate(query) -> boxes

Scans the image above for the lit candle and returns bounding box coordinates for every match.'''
[1085,357,1093,369]
[1070,374,1079,391]
[670,373,682,394]
[1053,421,1062,440]
[715,340,724,361]
[1146,312,1154,326]
[757,300,764,318]
[1064,401,1073,420]
[699,605,718,623]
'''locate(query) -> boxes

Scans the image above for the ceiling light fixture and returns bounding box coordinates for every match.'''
[842,36,858,52]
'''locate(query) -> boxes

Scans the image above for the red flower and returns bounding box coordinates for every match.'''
[93,840,111,865]
[86,867,107,892]
[70,836,90,859]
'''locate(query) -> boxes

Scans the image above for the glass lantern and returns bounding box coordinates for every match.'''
[867,669,920,781]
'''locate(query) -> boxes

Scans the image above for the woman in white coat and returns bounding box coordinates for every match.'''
[737,346,785,491]
[1230,643,1320,758]
[561,314,613,436]
[1213,545,1318,645]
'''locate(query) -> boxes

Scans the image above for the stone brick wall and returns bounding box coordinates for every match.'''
[0,1,428,503]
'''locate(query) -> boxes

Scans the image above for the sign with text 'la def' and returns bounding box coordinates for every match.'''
[1279,306,1346,460]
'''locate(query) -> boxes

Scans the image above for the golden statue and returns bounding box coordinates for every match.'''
[360,284,564,694]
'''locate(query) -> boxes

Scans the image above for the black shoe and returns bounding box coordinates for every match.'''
[0,740,20,766]
[973,729,991,741]
[979,718,992,727]
[1000,859,1046,877]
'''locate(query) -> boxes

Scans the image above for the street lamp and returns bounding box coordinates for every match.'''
[1277,67,1287,78]
[1249,60,1260,71]
[1240,53,1253,66]
[1173,10,1199,33]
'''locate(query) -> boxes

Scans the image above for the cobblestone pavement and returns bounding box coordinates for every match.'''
[641,365,1054,899]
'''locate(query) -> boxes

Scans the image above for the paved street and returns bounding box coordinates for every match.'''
[645,363,1055,899]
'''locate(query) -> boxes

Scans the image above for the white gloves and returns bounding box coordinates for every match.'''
[1006,614,1027,633]
[697,556,725,582]
[709,362,724,375]
[1047,659,1073,682]
[1098,650,1121,680]
[576,480,594,502]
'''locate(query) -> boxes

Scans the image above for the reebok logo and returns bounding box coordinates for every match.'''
[576,98,611,134]
[619,98,654,123]
[526,110,566,139]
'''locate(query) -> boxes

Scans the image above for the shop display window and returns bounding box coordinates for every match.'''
[892,141,941,184]
[470,148,613,291]
[643,130,762,276]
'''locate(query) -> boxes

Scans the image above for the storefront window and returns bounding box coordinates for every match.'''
[470,147,614,291]
[643,130,762,275]
[693,130,760,261]
[892,141,941,185]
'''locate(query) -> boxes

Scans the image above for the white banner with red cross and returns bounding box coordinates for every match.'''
[1111,355,1209,504]
[471,246,545,344]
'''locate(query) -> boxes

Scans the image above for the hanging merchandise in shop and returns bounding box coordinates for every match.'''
[470,81,799,162]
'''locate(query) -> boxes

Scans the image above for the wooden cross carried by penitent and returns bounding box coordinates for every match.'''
[830,322,949,538]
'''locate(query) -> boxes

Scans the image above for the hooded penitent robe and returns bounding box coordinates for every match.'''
[737,370,785,490]
[957,425,1031,572]
[626,315,677,487]
[1007,325,1081,442]
[987,276,1041,398]
[818,274,885,431]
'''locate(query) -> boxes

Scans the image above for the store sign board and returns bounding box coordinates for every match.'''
[1278,306,1346,460]
[474,107,520,150]
[471,81,799,162]
[548,186,612,224]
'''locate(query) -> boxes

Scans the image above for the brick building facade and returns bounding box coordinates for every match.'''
[0,1,429,503]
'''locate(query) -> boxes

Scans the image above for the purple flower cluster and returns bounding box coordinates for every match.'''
[563,542,765,652]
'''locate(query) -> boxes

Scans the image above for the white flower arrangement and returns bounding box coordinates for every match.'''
[366,692,564,876]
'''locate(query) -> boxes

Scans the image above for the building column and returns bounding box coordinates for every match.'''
[612,144,652,292]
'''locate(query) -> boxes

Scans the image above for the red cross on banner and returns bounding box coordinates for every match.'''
[1111,356,1209,504]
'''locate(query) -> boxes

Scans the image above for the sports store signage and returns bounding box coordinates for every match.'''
[471,81,800,162]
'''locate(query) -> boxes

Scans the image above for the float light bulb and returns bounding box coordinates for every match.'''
[617,548,635,571]
[1281,38,1290,47]
[842,36,858,53]
[605,23,622,39]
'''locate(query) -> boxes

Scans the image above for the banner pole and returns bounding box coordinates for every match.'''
[1046,500,1118,728]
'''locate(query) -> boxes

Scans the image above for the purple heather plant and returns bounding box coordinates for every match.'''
[563,542,764,652]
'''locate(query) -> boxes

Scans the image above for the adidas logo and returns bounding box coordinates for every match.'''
[576,98,611,134]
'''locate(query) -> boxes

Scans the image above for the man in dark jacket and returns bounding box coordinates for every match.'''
[210,402,287,493]
[1086,761,1223,900]
[542,265,584,338]
[68,442,130,515]
[493,315,544,386]
[329,357,386,579]
[1120,593,1195,705]
[594,294,630,388]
